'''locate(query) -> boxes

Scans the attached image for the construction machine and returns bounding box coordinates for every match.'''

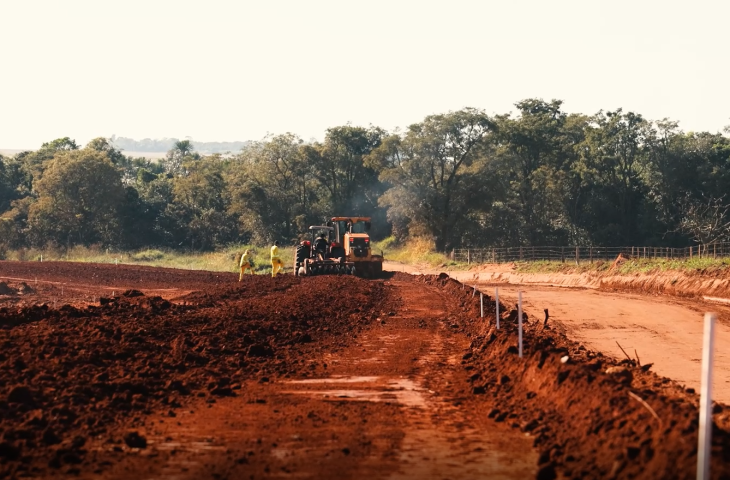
[293,226,356,276]
[330,217,384,278]
[293,217,384,277]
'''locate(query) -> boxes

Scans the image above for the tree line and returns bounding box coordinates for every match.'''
[1,99,729,257]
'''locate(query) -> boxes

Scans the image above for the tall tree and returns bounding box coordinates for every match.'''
[309,125,385,214]
[227,134,318,243]
[572,109,652,244]
[166,155,235,250]
[27,148,125,247]
[163,139,199,175]
[368,108,494,251]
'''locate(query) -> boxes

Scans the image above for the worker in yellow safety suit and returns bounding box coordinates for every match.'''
[271,240,284,277]
[239,249,253,281]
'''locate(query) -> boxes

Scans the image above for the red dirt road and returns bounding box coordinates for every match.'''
[482,285,730,404]
[97,280,537,479]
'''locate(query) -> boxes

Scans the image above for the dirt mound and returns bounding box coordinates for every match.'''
[0,281,15,295]
[0,274,392,478]
[412,273,730,479]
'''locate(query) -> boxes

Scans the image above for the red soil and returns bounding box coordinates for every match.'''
[2,261,730,479]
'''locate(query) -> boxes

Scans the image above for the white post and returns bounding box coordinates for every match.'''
[698,312,716,480]
[40,254,43,262]
[480,292,484,318]
[472,284,477,297]
[518,291,523,358]
[495,288,500,330]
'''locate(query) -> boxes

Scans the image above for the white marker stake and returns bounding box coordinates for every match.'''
[495,288,500,330]
[698,312,716,480]
[480,292,484,318]
[518,291,523,358]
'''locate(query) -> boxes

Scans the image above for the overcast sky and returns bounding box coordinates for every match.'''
[1,0,728,149]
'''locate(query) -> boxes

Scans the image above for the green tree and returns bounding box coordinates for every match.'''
[227,134,320,243]
[488,99,587,245]
[0,154,23,214]
[27,148,125,247]
[163,139,199,175]
[308,125,385,214]
[166,155,235,250]
[572,109,652,245]
[368,108,494,251]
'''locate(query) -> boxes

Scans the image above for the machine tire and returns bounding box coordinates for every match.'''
[295,244,308,262]
[373,262,383,278]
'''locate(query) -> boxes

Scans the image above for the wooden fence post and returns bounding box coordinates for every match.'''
[561,246,565,263]
[575,246,579,265]
[589,246,593,264]
[492,248,496,263]
[467,249,470,264]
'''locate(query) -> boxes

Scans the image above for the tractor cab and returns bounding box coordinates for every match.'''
[328,217,372,258]
[307,226,335,259]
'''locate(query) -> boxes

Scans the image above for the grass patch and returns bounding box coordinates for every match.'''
[2,244,296,275]
[373,236,467,269]
[512,257,730,275]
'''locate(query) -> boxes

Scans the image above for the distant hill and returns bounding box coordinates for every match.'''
[111,136,249,154]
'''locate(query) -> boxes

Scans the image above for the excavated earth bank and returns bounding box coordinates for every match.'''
[469,262,730,301]
[411,273,730,479]
[0,274,392,479]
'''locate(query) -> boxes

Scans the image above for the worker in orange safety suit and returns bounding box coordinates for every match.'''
[271,241,284,277]
[239,249,253,281]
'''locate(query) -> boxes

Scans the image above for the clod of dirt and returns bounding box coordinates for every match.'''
[536,462,557,480]
[17,282,34,294]
[7,386,34,404]
[210,386,235,397]
[247,344,274,357]
[605,366,633,383]
[42,428,61,445]
[0,282,15,295]
[0,442,21,460]
[122,289,145,298]
[123,432,147,449]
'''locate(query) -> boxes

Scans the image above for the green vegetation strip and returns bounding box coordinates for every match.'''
[513,257,730,275]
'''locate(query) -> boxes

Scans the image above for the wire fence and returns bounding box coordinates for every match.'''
[452,243,730,264]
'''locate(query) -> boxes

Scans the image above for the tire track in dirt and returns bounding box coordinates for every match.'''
[91,279,536,479]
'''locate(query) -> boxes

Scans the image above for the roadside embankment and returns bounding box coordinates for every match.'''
[408,273,730,480]
[461,262,730,302]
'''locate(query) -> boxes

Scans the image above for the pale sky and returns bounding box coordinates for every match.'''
[1,0,728,149]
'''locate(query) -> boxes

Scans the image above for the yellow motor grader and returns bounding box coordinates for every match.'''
[293,216,384,278]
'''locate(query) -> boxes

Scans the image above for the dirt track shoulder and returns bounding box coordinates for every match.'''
[385,262,730,404]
